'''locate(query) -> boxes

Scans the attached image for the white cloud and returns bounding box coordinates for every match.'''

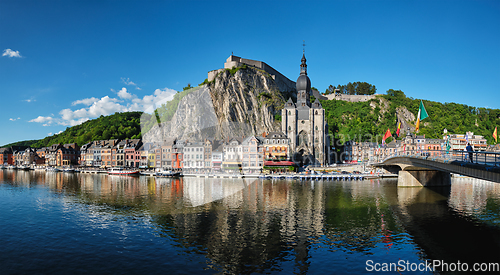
[121,77,141,90]
[59,118,90,127]
[72,97,99,106]
[29,86,178,127]
[62,96,125,121]
[29,116,54,125]
[24,99,35,103]
[131,88,176,113]
[117,87,134,100]
[9,117,20,121]
[2,49,22,58]
[88,96,126,116]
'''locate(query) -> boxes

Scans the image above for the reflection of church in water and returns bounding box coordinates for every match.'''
[282,53,330,166]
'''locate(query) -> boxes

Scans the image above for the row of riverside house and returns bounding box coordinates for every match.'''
[78,132,292,173]
[343,131,490,165]
[139,131,294,173]
[0,131,295,172]
[0,143,79,167]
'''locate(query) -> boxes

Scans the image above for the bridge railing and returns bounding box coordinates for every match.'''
[381,149,500,167]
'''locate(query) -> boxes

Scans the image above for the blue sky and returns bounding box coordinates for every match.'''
[1,0,499,146]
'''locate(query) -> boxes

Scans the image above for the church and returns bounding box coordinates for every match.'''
[282,53,330,166]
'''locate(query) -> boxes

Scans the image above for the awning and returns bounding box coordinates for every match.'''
[264,160,297,166]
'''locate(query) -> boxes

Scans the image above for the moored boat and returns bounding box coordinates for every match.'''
[63,167,76,173]
[155,170,182,177]
[46,167,62,172]
[108,167,140,175]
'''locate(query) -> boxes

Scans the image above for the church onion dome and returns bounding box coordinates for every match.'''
[296,74,311,93]
[296,53,311,93]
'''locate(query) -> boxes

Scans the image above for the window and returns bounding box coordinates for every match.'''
[289,126,291,131]
[298,131,308,146]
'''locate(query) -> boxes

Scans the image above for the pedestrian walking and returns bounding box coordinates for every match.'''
[466,143,474,163]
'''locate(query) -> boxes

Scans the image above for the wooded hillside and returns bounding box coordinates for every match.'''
[2,112,146,148]
[321,89,500,144]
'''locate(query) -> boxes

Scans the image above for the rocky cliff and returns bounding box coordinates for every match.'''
[142,66,296,143]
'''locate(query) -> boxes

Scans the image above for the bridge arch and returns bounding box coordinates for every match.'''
[376,155,500,186]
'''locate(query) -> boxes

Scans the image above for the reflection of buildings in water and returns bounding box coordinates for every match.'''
[182,178,247,208]
[448,178,500,215]
[393,178,500,269]
[321,180,400,254]
[154,177,184,206]
[150,179,406,273]
[162,179,326,274]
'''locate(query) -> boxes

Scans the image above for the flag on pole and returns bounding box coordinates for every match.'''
[396,122,401,137]
[494,126,498,143]
[382,128,392,145]
[415,100,429,132]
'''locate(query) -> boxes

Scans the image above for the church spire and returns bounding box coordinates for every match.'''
[300,40,307,75]
[296,50,311,107]
[300,53,307,75]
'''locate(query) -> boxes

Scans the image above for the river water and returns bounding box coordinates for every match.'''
[1,170,499,274]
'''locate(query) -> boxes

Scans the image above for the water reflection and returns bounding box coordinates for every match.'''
[395,181,500,272]
[1,170,500,274]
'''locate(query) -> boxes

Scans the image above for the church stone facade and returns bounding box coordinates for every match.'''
[282,54,330,166]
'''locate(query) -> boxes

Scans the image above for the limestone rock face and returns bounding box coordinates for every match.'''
[143,66,296,143]
[142,85,219,143]
[208,67,295,139]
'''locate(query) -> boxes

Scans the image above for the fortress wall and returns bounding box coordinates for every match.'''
[324,93,377,102]
[239,58,263,69]
[211,55,296,92]
[259,62,296,91]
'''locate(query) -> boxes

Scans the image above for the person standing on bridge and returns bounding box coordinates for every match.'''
[466,142,474,163]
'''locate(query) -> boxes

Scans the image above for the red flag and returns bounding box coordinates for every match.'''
[383,128,392,142]
[396,122,401,137]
